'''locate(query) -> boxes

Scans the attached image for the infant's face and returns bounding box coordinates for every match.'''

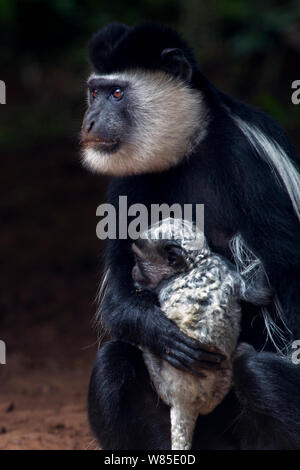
[131,239,188,290]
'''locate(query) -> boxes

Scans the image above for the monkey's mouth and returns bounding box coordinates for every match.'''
[81,137,120,153]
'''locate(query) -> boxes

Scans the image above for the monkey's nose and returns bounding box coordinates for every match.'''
[86,120,95,133]
[81,113,119,149]
[82,112,97,135]
[81,116,102,145]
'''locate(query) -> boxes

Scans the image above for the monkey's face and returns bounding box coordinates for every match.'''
[131,238,188,290]
[81,75,131,157]
[81,70,207,176]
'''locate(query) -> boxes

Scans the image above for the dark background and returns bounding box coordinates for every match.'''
[0,0,299,449]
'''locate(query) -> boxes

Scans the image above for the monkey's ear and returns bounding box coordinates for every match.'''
[161,48,193,82]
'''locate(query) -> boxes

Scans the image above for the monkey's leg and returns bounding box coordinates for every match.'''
[233,347,300,449]
[88,340,171,450]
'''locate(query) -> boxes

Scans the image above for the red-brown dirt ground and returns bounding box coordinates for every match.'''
[0,143,106,450]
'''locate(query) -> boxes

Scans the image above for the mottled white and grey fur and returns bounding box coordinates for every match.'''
[82,70,209,176]
[137,218,242,450]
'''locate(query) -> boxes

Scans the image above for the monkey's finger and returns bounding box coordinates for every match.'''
[196,349,226,363]
[167,339,204,362]
[170,338,225,364]
[166,348,200,369]
[162,354,190,372]
[167,327,204,351]
[162,352,206,378]
[166,338,207,362]
[164,347,212,375]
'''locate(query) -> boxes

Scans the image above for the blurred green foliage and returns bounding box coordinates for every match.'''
[0,0,299,150]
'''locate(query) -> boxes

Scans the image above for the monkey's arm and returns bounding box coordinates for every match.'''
[99,239,224,373]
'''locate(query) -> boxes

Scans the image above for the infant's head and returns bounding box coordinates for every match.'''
[132,218,208,290]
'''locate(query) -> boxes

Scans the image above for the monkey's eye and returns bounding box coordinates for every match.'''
[167,253,178,266]
[165,244,183,266]
[164,241,185,269]
[111,87,124,101]
[91,89,98,100]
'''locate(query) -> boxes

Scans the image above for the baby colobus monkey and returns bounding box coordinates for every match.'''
[132,218,266,450]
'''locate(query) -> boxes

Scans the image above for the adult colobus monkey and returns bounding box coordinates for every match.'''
[82,23,300,449]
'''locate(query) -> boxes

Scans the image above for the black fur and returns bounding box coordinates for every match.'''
[87,23,300,449]
[88,22,197,75]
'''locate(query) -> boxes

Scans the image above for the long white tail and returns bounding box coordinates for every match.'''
[170,405,198,450]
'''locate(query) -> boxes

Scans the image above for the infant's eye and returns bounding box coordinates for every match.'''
[167,253,178,266]
[111,87,124,100]
[91,89,98,100]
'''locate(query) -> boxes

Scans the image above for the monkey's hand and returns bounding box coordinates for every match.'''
[143,303,226,375]
[101,287,225,375]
